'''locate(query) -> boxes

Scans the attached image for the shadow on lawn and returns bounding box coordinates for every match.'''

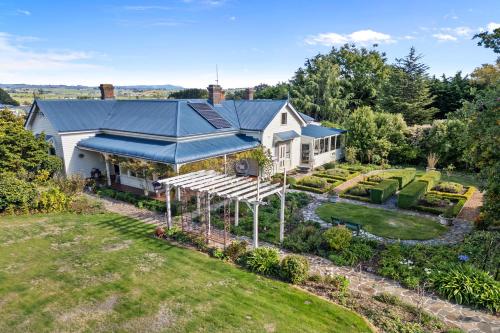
[95,215,175,251]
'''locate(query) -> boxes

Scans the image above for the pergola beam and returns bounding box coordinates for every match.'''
[188,175,238,191]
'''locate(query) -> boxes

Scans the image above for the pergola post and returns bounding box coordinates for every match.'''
[103,154,111,186]
[234,199,239,226]
[165,184,172,229]
[253,203,259,248]
[224,154,227,174]
[279,167,286,243]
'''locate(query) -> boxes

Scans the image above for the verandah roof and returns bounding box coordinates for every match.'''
[77,133,260,165]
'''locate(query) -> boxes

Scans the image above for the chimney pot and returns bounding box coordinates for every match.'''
[99,84,115,100]
[207,84,224,105]
[244,87,254,100]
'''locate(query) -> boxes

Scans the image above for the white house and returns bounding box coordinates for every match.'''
[25,84,346,191]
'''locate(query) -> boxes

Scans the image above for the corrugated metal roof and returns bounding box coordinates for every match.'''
[220,100,288,130]
[298,112,315,123]
[274,130,300,142]
[34,99,237,137]
[77,133,259,164]
[301,125,346,138]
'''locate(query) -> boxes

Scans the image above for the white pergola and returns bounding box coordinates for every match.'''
[158,169,287,248]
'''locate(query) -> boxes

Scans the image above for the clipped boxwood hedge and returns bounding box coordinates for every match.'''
[428,186,476,201]
[397,181,427,209]
[370,179,399,204]
[390,168,416,189]
[418,170,441,191]
[292,184,330,194]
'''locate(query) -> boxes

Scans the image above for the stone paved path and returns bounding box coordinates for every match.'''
[458,190,484,222]
[90,194,499,333]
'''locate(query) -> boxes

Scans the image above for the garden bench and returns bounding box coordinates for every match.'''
[330,218,362,235]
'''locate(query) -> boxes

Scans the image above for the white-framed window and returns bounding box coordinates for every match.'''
[331,136,336,150]
[281,113,287,125]
[314,139,320,155]
[325,137,330,152]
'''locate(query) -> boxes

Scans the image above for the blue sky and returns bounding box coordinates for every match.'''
[0,0,498,87]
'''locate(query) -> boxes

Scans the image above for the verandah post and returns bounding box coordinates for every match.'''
[279,167,286,243]
[165,184,172,229]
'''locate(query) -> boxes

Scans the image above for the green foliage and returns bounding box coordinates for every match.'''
[429,72,475,118]
[397,181,427,208]
[0,88,19,106]
[168,88,208,99]
[328,238,376,266]
[473,27,500,53]
[36,187,69,213]
[347,185,371,197]
[283,222,323,253]
[0,109,53,176]
[370,179,399,204]
[322,226,352,251]
[379,47,437,125]
[418,170,441,191]
[208,247,226,260]
[243,247,280,276]
[0,172,37,213]
[40,155,64,176]
[298,176,328,189]
[280,255,310,284]
[431,265,500,313]
[460,231,500,279]
[384,168,416,189]
[433,181,464,194]
[51,174,86,196]
[224,240,248,262]
[68,195,105,214]
[253,82,290,99]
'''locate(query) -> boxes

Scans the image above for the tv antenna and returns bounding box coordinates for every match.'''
[216,64,219,85]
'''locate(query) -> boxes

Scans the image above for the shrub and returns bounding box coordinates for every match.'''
[324,275,350,297]
[389,168,416,189]
[323,162,336,169]
[370,179,399,204]
[431,265,500,313]
[0,173,37,213]
[398,181,427,209]
[325,168,350,178]
[347,185,370,197]
[418,171,441,191]
[208,247,226,260]
[322,226,352,251]
[292,184,329,194]
[298,176,327,189]
[51,174,86,196]
[243,247,280,276]
[280,255,310,284]
[444,198,466,218]
[328,238,376,266]
[36,187,70,213]
[460,231,500,279]
[433,182,464,194]
[224,240,248,262]
[283,223,322,253]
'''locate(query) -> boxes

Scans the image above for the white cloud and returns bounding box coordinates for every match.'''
[487,22,500,32]
[0,32,100,82]
[402,35,416,40]
[432,33,457,41]
[16,9,31,16]
[305,29,394,46]
[452,26,473,36]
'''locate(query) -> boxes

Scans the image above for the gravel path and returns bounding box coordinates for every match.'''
[458,190,484,222]
[90,194,499,333]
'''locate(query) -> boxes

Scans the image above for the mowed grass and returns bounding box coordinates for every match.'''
[316,202,447,240]
[0,213,372,333]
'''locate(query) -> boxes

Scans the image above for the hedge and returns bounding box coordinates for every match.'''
[413,205,446,215]
[340,194,371,202]
[97,187,179,215]
[418,170,441,191]
[444,198,467,218]
[292,184,330,194]
[390,168,416,189]
[397,181,427,209]
[370,179,399,204]
[428,186,476,201]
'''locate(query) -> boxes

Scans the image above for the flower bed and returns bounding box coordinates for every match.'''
[293,176,333,194]
[340,184,373,202]
[313,168,360,183]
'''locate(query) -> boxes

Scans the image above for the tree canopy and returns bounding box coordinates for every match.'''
[168,88,208,99]
[0,88,20,106]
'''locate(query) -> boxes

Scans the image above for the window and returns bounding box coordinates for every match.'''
[286,142,290,158]
[301,144,310,163]
[325,137,330,152]
[319,138,325,154]
[314,140,320,155]
[331,136,336,150]
[281,113,287,125]
[129,170,137,177]
[49,146,56,155]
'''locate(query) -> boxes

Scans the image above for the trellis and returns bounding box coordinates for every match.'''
[158,169,287,248]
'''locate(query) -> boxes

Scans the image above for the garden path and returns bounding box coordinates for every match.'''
[457,190,484,222]
[90,194,499,333]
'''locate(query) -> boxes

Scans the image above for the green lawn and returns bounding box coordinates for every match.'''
[316,202,447,240]
[414,168,482,188]
[0,213,372,333]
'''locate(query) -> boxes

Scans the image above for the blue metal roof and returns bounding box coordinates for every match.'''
[218,100,288,130]
[298,112,315,123]
[301,125,346,138]
[77,133,260,164]
[274,130,300,142]
[33,99,237,137]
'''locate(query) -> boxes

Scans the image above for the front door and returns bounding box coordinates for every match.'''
[278,144,286,168]
[301,144,310,164]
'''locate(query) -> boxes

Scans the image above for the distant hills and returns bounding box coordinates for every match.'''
[0,84,183,90]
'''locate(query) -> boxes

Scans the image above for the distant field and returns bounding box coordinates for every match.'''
[0,213,372,333]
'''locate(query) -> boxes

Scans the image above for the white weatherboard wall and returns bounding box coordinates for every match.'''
[27,110,63,157]
[60,133,106,177]
[261,104,303,170]
[312,149,343,168]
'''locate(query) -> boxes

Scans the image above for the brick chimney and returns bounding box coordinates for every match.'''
[207,84,224,105]
[243,87,254,100]
[99,84,115,100]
